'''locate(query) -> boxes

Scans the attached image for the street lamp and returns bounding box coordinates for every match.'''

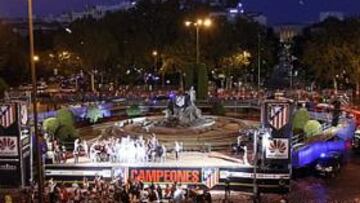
[152,50,158,57]
[152,50,158,72]
[33,55,40,62]
[27,0,44,202]
[184,18,212,64]
[152,50,159,88]
[257,33,261,90]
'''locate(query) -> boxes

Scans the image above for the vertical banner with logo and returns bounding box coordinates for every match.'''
[0,103,21,187]
[0,102,32,187]
[261,100,293,164]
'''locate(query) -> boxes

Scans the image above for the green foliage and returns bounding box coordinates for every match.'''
[46,1,276,86]
[56,125,78,142]
[211,101,226,116]
[196,63,208,100]
[86,105,103,123]
[0,22,28,85]
[126,104,141,117]
[292,108,310,133]
[298,18,360,88]
[0,78,8,95]
[184,63,195,90]
[55,108,77,142]
[43,117,60,136]
[0,1,279,87]
[56,108,75,127]
[303,120,322,137]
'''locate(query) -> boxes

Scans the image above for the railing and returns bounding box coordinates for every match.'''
[291,111,334,146]
[309,111,332,122]
[35,99,261,122]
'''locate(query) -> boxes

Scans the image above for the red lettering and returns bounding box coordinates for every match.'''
[145,170,158,182]
[170,170,177,182]
[176,170,188,182]
[157,170,164,182]
[130,168,200,183]
[164,170,170,182]
[191,170,200,183]
[131,169,138,179]
[138,170,145,181]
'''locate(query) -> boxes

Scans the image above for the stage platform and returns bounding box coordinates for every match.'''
[45,152,290,194]
[59,152,247,168]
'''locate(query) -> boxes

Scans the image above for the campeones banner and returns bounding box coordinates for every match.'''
[129,167,201,183]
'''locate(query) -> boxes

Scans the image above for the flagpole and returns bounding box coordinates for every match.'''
[27,0,44,202]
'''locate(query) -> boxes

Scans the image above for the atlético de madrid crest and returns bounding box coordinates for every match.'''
[267,103,290,130]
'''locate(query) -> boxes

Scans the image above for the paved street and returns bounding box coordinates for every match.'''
[209,151,360,203]
[287,151,360,202]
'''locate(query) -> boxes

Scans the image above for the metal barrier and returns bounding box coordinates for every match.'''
[36,99,261,122]
[291,111,333,146]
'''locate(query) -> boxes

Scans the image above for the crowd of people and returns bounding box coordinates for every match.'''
[45,134,183,164]
[85,135,171,164]
[45,176,212,203]
[37,85,266,105]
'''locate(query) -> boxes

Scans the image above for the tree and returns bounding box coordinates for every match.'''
[56,125,78,142]
[303,120,322,137]
[297,18,360,92]
[86,105,103,123]
[55,108,78,142]
[38,50,84,76]
[0,78,8,96]
[161,40,195,89]
[0,22,28,85]
[339,18,360,96]
[211,101,226,116]
[220,50,251,89]
[292,108,310,132]
[14,0,279,88]
[126,104,141,117]
[203,17,277,87]
[56,108,75,127]
[43,117,60,136]
[184,63,195,90]
[54,18,119,78]
[197,63,208,100]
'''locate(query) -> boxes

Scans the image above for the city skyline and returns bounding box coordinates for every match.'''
[0,0,359,24]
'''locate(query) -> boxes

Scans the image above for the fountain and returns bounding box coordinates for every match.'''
[108,87,251,151]
[155,86,214,128]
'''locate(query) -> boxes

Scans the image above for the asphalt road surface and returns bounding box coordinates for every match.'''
[286,150,360,203]
[212,151,360,203]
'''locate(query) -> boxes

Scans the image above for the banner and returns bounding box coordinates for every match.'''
[129,167,201,183]
[265,138,289,159]
[0,136,18,157]
[266,103,290,130]
[202,168,219,189]
[0,161,21,187]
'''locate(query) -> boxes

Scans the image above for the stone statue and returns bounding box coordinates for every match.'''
[158,87,205,127]
[189,86,196,105]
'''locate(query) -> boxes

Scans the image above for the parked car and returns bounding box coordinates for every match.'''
[315,151,343,178]
[352,129,360,150]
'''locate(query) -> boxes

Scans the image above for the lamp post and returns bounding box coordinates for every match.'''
[185,18,212,64]
[152,50,158,72]
[28,0,44,202]
[257,33,261,90]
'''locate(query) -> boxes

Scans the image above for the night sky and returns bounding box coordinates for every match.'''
[0,0,359,24]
